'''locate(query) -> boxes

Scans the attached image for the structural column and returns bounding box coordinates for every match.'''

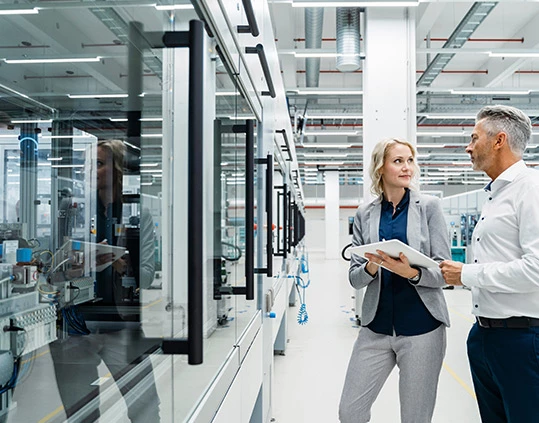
[363,7,416,202]
[325,171,340,259]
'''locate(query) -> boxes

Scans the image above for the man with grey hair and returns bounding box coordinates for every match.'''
[440,104,539,423]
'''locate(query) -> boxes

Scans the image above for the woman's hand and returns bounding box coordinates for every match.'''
[365,249,419,279]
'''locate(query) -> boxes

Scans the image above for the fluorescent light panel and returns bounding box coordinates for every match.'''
[11,119,52,124]
[154,4,194,10]
[292,1,418,7]
[4,57,100,64]
[68,94,128,99]
[451,89,531,95]
[302,143,353,148]
[0,8,39,15]
[305,131,360,136]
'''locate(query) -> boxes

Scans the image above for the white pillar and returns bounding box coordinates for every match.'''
[363,7,416,202]
[325,171,340,259]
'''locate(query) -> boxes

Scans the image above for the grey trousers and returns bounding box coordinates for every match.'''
[339,325,446,423]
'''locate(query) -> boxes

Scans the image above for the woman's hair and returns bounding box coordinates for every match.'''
[97,139,125,201]
[369,138,420,197]
[476,105,531,157]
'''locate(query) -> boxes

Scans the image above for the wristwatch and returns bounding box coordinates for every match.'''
[408,267,421,283]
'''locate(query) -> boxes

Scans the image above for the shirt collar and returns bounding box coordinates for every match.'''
[485,160,527,193]
[382,188,410,211]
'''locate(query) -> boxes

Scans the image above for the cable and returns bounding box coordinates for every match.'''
[341,243,353,262]
[290,275,309,325]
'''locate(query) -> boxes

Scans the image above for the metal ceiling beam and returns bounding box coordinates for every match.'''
[416,2,497,87]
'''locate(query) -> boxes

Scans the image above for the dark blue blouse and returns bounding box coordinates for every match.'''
[367,189,441,336]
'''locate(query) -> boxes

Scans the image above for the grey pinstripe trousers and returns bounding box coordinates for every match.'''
[339,324,446,423]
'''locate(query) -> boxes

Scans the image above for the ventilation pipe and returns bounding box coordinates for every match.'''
[336,8,361,72]
[304,8,324,88]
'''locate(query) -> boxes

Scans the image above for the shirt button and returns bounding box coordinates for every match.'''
[474,305,478,308]
[481,217,485,220]
[489,197,492,200]
[474,260,478,263]
[476,238,480,241]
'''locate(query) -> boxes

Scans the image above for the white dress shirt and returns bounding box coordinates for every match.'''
[461,160,539,318]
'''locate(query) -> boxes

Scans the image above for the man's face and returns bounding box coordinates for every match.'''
[466,119,495,173]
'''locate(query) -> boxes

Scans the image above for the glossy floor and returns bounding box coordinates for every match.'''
[272,253,481,423]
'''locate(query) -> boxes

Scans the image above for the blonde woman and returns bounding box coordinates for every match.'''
[339,138,451,423]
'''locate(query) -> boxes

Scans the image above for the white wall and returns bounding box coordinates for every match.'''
[305,207,358,255]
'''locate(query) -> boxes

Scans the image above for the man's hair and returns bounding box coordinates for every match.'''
[476,105,531,156]
[369,138,420,197]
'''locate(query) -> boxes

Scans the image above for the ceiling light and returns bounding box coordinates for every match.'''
[294,52,340,58]
[4,56,101,64]
[216,91,241,96]
[306,115,363,120]
[302,153,349,158]
[292,1,418,7]
[68,94,128,99]
[488,52,539,58]
[304,161,344,165]
[291,89,363,95]
[417,131,470,137]
[417,144,446,148]
[11,119,52,124]
[304,131,360,136]
[421,114,476,119]
[450,89,531,95]
[154,4,195,10]
[0,8,39,15]
[301,143,353,148]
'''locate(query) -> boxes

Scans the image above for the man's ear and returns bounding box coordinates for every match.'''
[494,132,507,150]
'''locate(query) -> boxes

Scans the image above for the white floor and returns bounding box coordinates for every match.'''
[272,252,482,423]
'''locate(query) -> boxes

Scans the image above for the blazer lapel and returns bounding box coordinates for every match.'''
[369,201,381,244]
[407,192,421,250]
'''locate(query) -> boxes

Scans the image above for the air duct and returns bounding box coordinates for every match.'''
[336,8,361,72]
[305,7,324,88]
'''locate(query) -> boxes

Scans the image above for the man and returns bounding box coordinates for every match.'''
[440,105,539,423]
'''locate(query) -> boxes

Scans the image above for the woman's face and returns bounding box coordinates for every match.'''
[380,143,415,191]
[96,146,113,191]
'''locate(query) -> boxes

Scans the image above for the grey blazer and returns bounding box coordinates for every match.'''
[349,191,451,327]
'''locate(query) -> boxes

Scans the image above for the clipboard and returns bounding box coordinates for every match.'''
[349,239,439,269]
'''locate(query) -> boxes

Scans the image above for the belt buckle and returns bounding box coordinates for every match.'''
[477,317,490,328]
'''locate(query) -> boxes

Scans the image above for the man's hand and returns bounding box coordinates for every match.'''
[439,260,464,286]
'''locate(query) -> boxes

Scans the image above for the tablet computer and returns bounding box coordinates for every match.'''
[71,240,127,272]
[349,239,439,269]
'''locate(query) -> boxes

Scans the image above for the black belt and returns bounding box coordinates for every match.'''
[476,316,539,329]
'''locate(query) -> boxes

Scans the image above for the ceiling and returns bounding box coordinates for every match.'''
[1,0,539,194]
[268,0,539,189]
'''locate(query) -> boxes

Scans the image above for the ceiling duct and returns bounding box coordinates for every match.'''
[304,7,324,88]
[417,2,497,87]
[336,8,361,72]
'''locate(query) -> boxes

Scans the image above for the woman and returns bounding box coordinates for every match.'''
[339,138,451,423]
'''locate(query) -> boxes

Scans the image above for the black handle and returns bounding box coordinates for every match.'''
[266,155,273,276]
[276,129,292,161]
[282,184,288,259]
[244,120,255,299]
[186,19,204,365]
[212,121,255,299]
[254,154,273,276]
[245,44,276,98]
[160,20,204,365]
[237,0,260,37]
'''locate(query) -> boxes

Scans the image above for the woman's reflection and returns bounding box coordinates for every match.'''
[50,140,160,422]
